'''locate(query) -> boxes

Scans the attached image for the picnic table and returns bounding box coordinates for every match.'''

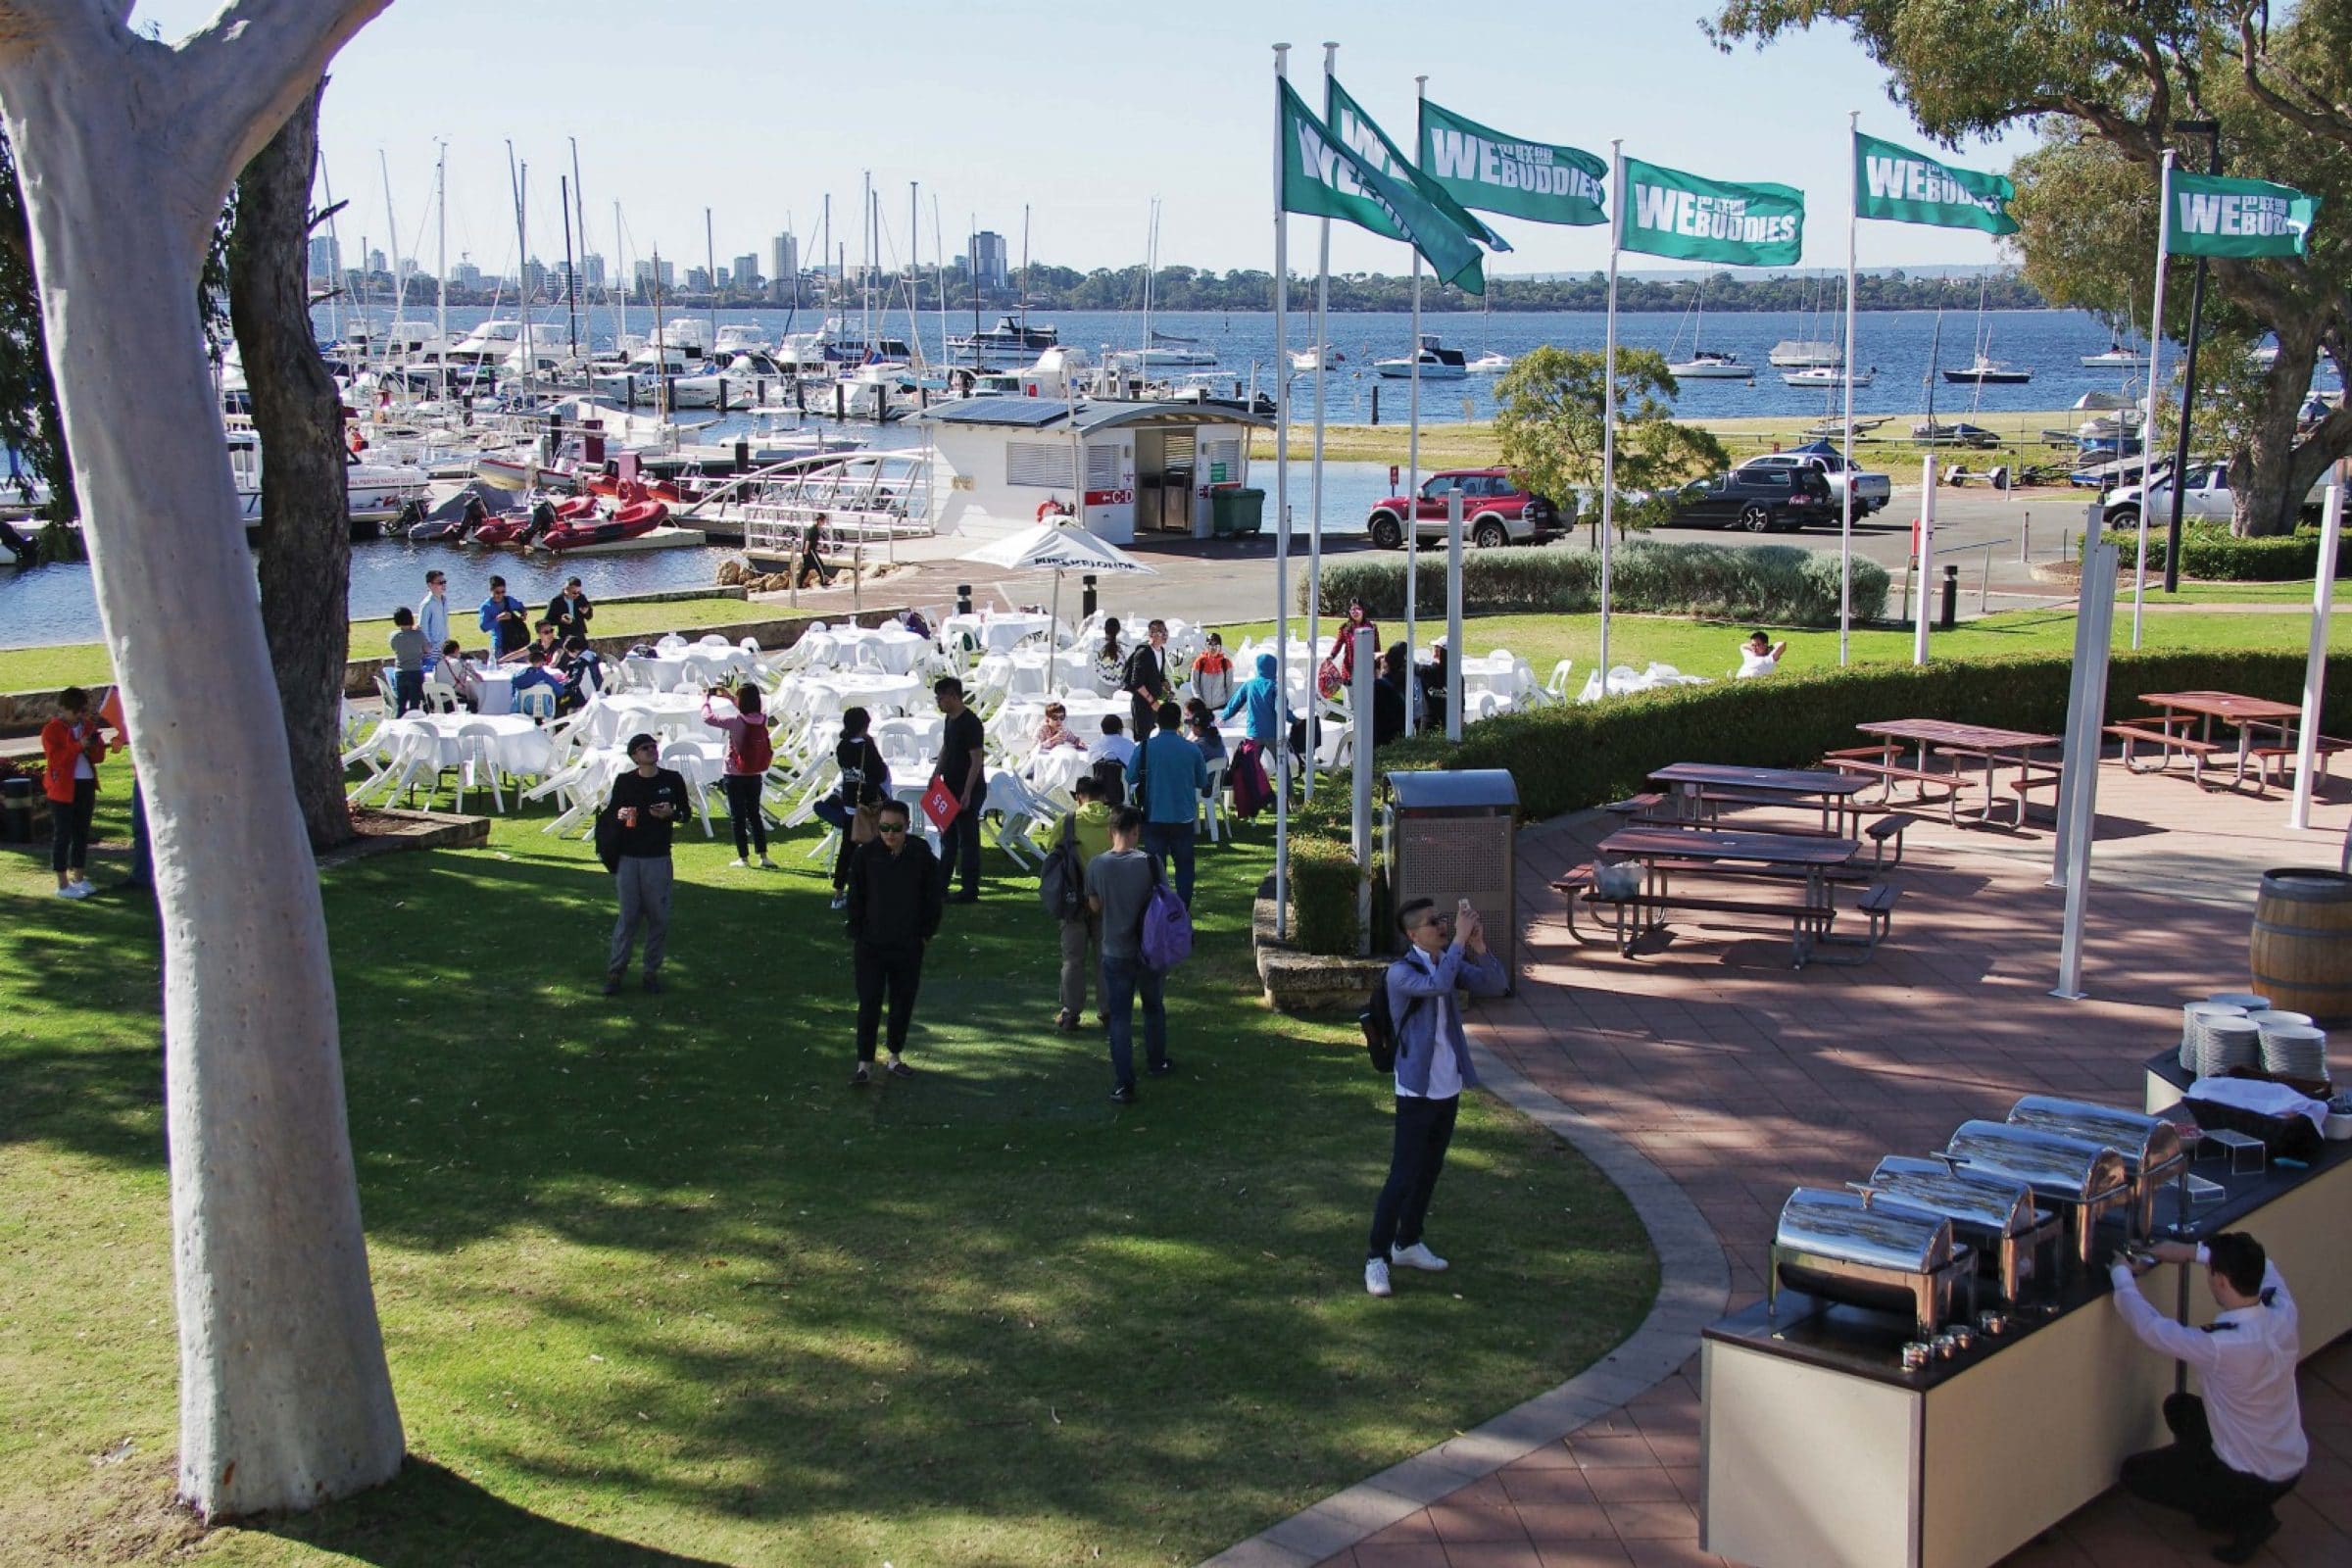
[2115,690,2339,793]
[1592,824,1884,967]
[1647,762,1871,836]
[1839,718,2062,827]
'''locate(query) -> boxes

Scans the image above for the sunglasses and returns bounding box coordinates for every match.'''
[877,821,908,834]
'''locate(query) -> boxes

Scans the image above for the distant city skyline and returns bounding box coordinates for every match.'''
[133,1,2045,285]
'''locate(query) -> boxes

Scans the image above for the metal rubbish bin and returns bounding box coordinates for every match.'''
[0,775,31,843]
[1385,768,1519,990]
[1209,486,1266,538]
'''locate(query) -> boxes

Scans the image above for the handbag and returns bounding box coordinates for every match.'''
[851,803,882,845]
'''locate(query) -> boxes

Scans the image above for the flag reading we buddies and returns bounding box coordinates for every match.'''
[1416,98,1606,227]
[1620,156,1803,266]
[1277,77,1485,293]
[2167,171,2319,258]
[1853,130,2019,234]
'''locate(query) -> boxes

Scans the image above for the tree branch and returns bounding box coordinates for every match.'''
[2233,10,2352,152]
[172,0,390,194]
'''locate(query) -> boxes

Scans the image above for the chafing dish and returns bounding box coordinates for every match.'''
[2004,1097,2187,1240]
[1770,1187,1973,1341]
[1866,1154,2062,1306]
[1944,1120,2132,1266]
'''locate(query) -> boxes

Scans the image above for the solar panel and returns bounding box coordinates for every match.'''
[925,396,1072,427]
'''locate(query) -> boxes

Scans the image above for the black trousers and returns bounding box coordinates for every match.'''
[854,940,924,1060]
[722,773,766,858]
[2121,1393,2298,1538]
[1367,1093,1459,1259]
[936,780,986,897]
[50,778,95,875]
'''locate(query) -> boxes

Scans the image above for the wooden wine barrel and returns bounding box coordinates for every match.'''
[2250,868,2352,1026]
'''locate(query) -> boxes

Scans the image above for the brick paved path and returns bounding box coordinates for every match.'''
[1300,764,2352,1568]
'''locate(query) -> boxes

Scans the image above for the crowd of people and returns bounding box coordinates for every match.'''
[386,568,606,716]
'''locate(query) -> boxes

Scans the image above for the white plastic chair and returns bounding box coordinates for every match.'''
[515,685,558,724]
[1198,759,1229,844]
[661,739,720,836]
[453,722,507,814]
[1544,660,1576,705]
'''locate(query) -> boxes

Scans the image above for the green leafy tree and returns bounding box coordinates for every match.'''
[1494,345,1727,536]
[1709,0,2352,536]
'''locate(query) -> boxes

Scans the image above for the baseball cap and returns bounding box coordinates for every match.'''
[625,732,658,754]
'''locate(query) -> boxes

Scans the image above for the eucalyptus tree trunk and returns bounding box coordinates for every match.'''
[229,83,354,850]
[0,0,400,1519]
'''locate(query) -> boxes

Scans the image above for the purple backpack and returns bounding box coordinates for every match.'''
[1141,862,1193,970]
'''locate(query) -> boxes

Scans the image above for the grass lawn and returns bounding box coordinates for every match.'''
[0,760,1653,1567]
[2132,579,2341,606]
[1249,410,2088,469]
[1210,605,2352,687]
[0,597,798,697]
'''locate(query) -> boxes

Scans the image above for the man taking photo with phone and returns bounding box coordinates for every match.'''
[1365,896,1507,1298]
[601,732,691,996]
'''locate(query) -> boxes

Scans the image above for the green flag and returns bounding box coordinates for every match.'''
[1325,76,1509,252]
[2167,171,2320,258]
[1853,130,2018,235]
[1418,98,1607,227]
[1278,77,1485,294]
[1620,156,1804,267]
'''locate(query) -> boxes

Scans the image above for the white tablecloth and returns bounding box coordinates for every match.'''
[472,669,514,715]
[994,694,1129,757]
[801,625,931,674]
[582,738,728,788]
[789,669,925,721]
[944,612,1057,654]
[372,713,550,775]
[1028,746,1096,794]
[976,647,1105,698]
[581,692,710,746]
[1457,655,1530,702]
[625,648,755,692]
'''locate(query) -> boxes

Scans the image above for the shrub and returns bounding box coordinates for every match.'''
[2092,521,2351,582]
[1364,649,2352,821]
[1308,541,1888,626]
[1287,834,1363,956]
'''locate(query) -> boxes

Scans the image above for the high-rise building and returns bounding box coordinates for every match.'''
[367,246,389,276]
[579,253,606,288]
[971,231,1008,290]
[733,253,760,294]
[521,259,548,298]
[634,258,675,291]
[450,260,483,292]
[306,235,341,280]
[769,233,798,288]
[684,266,712,294]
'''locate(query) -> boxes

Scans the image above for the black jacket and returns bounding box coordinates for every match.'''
[545,592,594,633]
[606,767,691,858]
[1122,644,1165,701]
[845,837,944,947]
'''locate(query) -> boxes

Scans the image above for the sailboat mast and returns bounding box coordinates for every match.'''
[1139,199,1155,368]
[433,140,448,397]
[568,137,588,351]
[908,180,920,370]
[1019,203,1030,334]
[319,157,344,345]
[860,172,871,348]
[561,174,579,361]
[507,143,533,408]
[612,201,627,347]
[377,149,402,375]
[705,207,717,352]
[932,195,948,377]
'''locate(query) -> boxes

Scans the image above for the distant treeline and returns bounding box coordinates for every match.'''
[1012,265,2045,314]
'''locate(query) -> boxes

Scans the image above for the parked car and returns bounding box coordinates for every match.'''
[1365,466,1560,550]
[1736,448,1891,515]
[1664,466,1837,532]
[2099,461,2327,528]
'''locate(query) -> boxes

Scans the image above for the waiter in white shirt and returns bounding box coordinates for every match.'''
[2111,1233,2306,1564]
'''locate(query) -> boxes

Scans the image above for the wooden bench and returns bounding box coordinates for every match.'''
[2104,720,2227,783]
[1864,812,1917,866]
[2003,765,2066,824]
[1815,884,1903,966]
[1645,858,1874,887]
[1604,792,1666,817]
[1549,861,1598,944]
[1584,884,1837,967]
[1824,757,1963,824]
[2245,736,2351,794]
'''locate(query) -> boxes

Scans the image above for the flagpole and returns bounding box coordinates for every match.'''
[1272,41,1293,940]
[1599,139,1622,688]
[1306,40,1336,803]
[2133,149,2176,652]
[1403,83,1425,739]
[1840,111,1859,667]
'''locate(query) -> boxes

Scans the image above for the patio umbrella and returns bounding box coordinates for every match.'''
[959,518,1158,689]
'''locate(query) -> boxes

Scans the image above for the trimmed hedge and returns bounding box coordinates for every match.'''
[1306,540,1889,627]
[1287,836,1363,956]
[2092,521,2351,582]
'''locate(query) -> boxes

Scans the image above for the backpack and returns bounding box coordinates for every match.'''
[735,719,774,775]
[1358,969,1425,1076]
[1038,814,1086,922]
[593,803,622,874]
[1090,755,1127,807]
[1140,859,1193,970]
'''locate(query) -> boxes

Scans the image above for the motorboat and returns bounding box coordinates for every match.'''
[711,322,773,357]
[1942,354,2034,385]
[1109,344,1217,368]
[1911,418,1998,447]
[1783,365,1876,388]
[1768,339,1842,368]
[539,498,671,552]
[949,314,1059,357]
[1670,349,1753,380]
[1466,351,1513,374]
[1374,333,1469,379]
[1289,345,1346,371]
[2081,343,2150,370]
[224,427,428,532]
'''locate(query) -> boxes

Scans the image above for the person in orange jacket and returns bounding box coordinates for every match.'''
[39,686,107,899]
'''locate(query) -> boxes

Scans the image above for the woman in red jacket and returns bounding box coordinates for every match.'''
[40,686,107,899]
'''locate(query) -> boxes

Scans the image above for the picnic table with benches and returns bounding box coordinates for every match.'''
[1830,718,2062,828]
[2111,690,2345,795]
[1579,824,1895,968]
[1646,761,1871,837]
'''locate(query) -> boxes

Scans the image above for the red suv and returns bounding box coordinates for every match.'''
[1365,467,1560,550]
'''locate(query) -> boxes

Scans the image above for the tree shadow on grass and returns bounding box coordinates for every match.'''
[243,1457,733,1567]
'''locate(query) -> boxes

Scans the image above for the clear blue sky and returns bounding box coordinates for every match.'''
[131,0,2041,282]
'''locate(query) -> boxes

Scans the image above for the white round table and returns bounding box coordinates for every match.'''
[582,692,709,747]
[803,625,931,674]
[371,713,550,775]
[1457,655,1529,705]
[1027,746,1095,794]
[944,612,1057,654]
[789,669,924,721]
[472,669,515,715]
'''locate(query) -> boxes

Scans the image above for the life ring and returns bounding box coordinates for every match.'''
[1037,499,1074,523]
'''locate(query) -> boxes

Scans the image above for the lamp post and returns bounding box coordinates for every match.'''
[2163,119,2222,595]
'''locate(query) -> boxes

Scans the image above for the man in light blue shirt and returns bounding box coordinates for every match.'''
[416,569,450,669]
[1365,896,1507,1298]
[1125,699,1208,906]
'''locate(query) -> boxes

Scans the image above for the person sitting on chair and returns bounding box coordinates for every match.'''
[1035,702,1089,755]
[438,640,483,710]
[509,646,564,712]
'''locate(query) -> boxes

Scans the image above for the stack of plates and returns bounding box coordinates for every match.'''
[2258,1020,2329,1080]
[2209,992,2272,1013]
[2182,1001,2252,1072]
[2198,1015,2264,1077]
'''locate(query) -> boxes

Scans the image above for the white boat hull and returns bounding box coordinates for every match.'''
[1782,369,1875,388]
[1670,361,1754,379]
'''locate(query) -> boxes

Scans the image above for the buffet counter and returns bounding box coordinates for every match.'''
[1700,1064,2352,1568]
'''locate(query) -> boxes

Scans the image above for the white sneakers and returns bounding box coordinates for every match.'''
[54,883,88,900]
[1391,1242,1449,1273]
[727,858,749,869]
[759,855,777,868]
[1364,1258,1393,1298]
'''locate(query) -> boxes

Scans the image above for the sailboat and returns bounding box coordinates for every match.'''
[1941,278,2033,384]
[1668,281,1753,379]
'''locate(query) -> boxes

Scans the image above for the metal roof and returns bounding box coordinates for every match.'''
[917,396,1273,434]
